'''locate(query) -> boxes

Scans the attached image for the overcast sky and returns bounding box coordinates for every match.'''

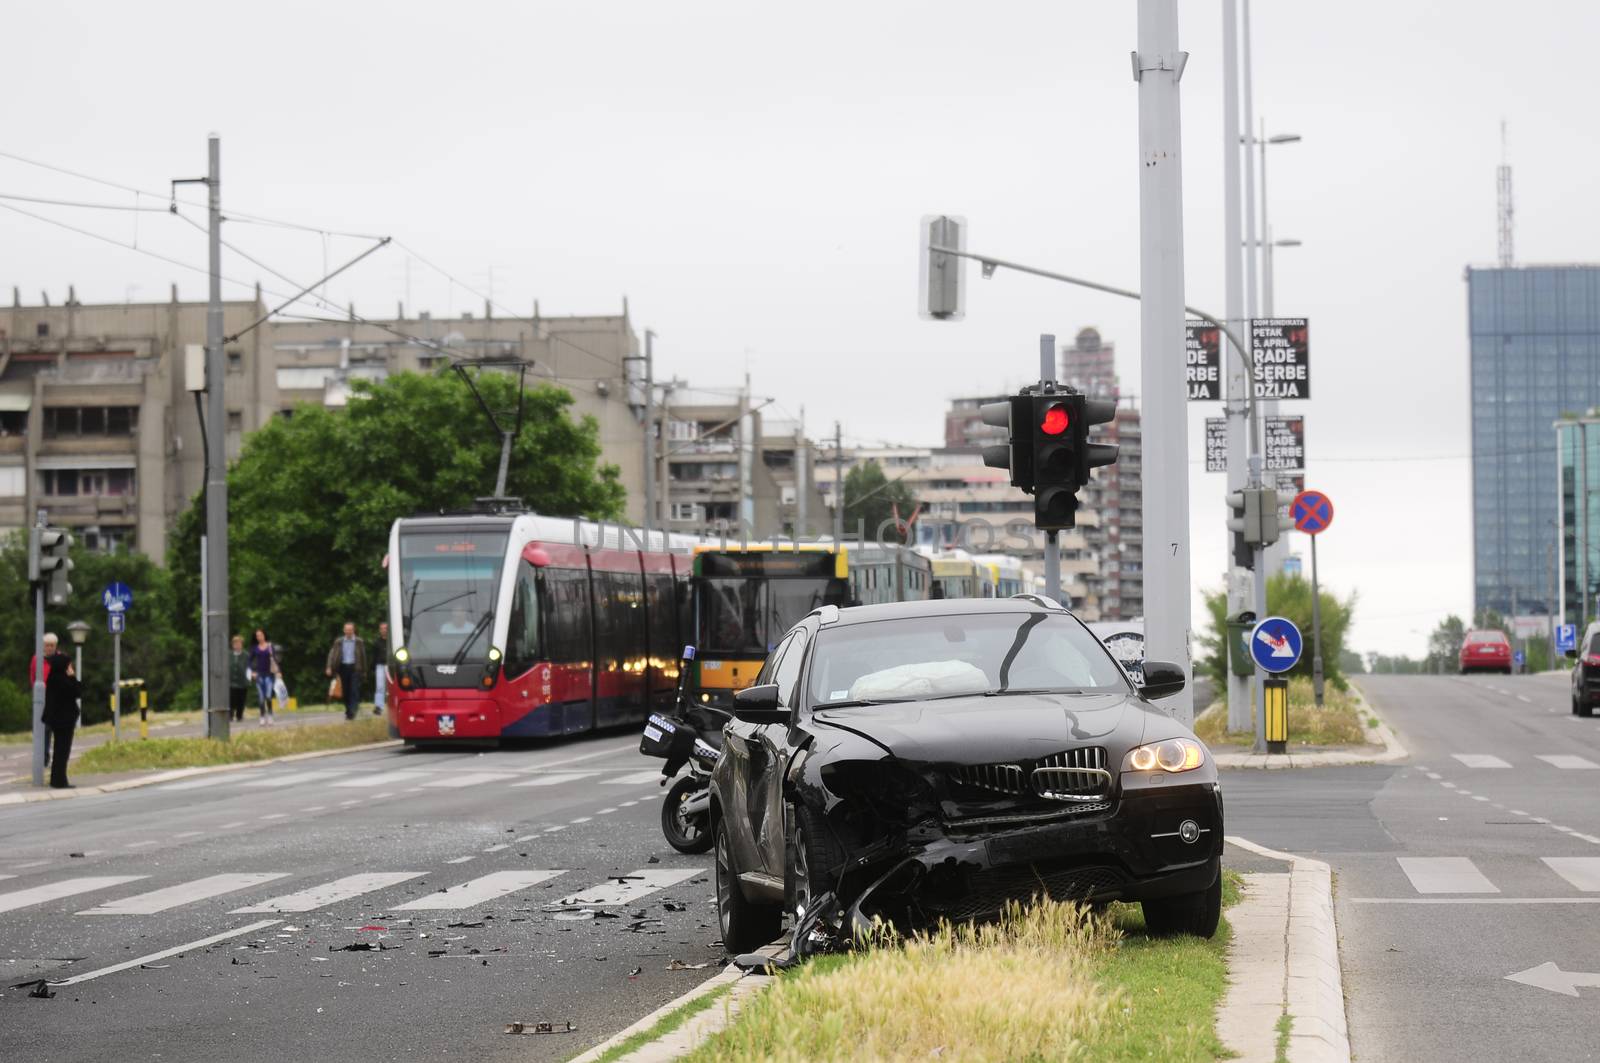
[5,1,1598,660]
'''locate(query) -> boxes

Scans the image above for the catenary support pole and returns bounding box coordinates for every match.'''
[1222,0,1252,731]
[833,422,844,545]
[643,329,655,536]
[1310,533,1325,706]
[203,135,230,742]
[1135,0,1195,726]
[113,630,123,740]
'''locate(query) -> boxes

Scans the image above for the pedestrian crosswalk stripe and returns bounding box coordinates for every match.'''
[0,876,148,915]
[602,770,665,785]
[331,771,432,789]
[421,772,519,788]
[512,772,600,787]
[1543,858,1600,892]
[1397,857,1498,894]
[551,868,701,908]
[1451,754,1512,769]
[239,770,349,789]
[80,873,290,915]
[0,874,14,881]
[231,872,425,913]
[393,870,567,910]
[1536,755,1600,770]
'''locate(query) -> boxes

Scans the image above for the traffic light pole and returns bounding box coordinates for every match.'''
[1039,337,1062,604]
[30,512,46,787]
[1310,532,1325,706]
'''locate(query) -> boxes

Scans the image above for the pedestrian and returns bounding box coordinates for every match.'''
[42,642,81,789]
[28,633,59,768]
[249,628,280,726]
[325,622,368,721]
[228,634,250,722]
[372,620,389,717]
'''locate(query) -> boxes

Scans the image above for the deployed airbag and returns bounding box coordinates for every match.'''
[848,660,989,702]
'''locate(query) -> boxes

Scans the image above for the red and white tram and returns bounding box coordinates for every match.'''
[385,513,696,742]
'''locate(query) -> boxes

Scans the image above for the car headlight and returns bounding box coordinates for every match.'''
[1122,738,1206,774]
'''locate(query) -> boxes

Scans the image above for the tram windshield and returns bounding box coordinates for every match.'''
[397,528,509,661]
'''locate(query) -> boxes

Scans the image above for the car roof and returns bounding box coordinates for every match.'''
[816,596,1071,627]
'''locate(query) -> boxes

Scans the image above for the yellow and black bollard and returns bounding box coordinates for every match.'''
[1264,678,1289,754]
[139,687,149,739]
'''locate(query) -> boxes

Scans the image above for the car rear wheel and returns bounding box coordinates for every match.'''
[1581,697,1596,719]
[715,819,781,954]
[1141,870,1222,939]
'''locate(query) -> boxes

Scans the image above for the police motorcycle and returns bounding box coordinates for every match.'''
[639,646,727,854]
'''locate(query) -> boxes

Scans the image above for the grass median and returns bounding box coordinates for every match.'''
[685,872,1243,1063]
[72,715,392,774]
[1193,675,1367,748]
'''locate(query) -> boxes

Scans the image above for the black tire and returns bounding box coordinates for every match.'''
[1141,869,1222,939]
[661,776,713,855]
[1581,698,1596,719]
[1573,694,1581,716]
[786,804,846,924]
[715,819,782,954]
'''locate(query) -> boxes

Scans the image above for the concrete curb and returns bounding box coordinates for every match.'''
[1225,836,1351,1063]
[0,739,402,806]
[565,943,784,1063]
[1212,680,1407,770]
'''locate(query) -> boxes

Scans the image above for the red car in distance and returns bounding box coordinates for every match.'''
[1459,630,1513,675]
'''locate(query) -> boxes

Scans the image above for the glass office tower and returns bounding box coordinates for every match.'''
[1468,265,1600,621]
[1555,417,1600,628]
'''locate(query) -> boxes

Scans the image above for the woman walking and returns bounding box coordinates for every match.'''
[229,635,250,722]
[249,628,280,726]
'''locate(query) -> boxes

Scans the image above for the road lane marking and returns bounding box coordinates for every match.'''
[550,868,700,907]
[602,770,667,785]
[50,919,283,986]
[175,831,205,838]
[231,872,425,913]
[1517,695,1532,703]
[1424,772,1442,780]
[393,870,566,910]
[1536,755,1600,770]
[1440,782,1458,789]
[570,816,592,823]
[1472,796,1490,802]
[422,772,519,788]
[1452,754,1513,769]
[239,770,348,789]
[446,856,475,864]
[1397,857,1499,894]
[330,771,432,788]
[0,876,148,914]
[597,807,618,814]
[543,825,567,833]
[512,772,600,788]
[80,873,290,915]
[1543,858,1600,891]
[1352,897,1600,905]
[1512,810,1530,816]
[302,806,326,813]
[157,776,248,792]
[126,840,160,848]
[259,813,288,821]
[482,844,509,853]
[338,799,361,807]
[14,859,49,869]
[515,739,641,771]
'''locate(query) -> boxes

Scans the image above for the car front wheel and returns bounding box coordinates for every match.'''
[715,819,782,954]
[1141,870,1222,939]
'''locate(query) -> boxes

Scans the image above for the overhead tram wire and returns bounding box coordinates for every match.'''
[0,191,170,212]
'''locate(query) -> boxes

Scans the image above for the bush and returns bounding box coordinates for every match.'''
[1197,573,1356,699]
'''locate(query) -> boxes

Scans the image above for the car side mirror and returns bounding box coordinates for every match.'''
[1567,649,1579,660]
[731,683,788,724]
[1139,661,1186,700]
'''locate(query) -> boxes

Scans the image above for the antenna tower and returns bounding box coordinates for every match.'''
[1497,121,1515,267]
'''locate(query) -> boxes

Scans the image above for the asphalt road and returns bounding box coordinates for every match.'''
[1225,673,1600,1062]
[0,732,723,1062]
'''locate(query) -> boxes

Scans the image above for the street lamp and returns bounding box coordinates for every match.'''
[66,620,90,680]
[1253,126,1302,315]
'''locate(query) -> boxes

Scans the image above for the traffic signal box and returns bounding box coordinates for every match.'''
[980,389,1118,532]
[29,526,73,606]
[1225,487,1294,565]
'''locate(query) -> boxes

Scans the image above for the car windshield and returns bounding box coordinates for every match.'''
[806,611,1130,707]
[1465,631,1507,645]
[397,528,508,661]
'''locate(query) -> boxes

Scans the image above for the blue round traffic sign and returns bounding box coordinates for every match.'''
[1290,490,1334,535]
[1250,616,1303,673]
[102,581,134,613]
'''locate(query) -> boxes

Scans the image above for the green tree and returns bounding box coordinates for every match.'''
[1339,648,1366,676]
[1198,572,1357,695]
[842,460,918,542]
[1424,615,1467,674]
[168,370,625,700]
[0,535,188,729]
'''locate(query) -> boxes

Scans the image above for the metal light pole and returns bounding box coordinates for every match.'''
[1253,124,1300,578]
[1222,0,1252,732]
[1135,0,1195,726]
[66,619,92,735]
[643,330,656,536]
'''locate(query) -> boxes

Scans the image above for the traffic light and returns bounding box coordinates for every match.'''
[1225,487,1289,563]
[33,527,73,606]
[1030,393,1120,531]
[980,396,1035,491]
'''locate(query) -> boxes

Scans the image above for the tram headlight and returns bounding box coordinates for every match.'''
[395,647,410,664]
[481,648,503,689]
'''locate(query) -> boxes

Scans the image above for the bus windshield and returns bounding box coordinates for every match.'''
[397,528,509,661]
[701,577,839,655]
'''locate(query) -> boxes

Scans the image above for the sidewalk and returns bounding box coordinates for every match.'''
[0,704,358,789]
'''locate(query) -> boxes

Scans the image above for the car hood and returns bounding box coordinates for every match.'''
[810,690,1153,764]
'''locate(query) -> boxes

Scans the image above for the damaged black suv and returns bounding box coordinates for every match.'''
[710,597,1223,954]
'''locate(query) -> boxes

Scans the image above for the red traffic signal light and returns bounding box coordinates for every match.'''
[1040,403,1070,435]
